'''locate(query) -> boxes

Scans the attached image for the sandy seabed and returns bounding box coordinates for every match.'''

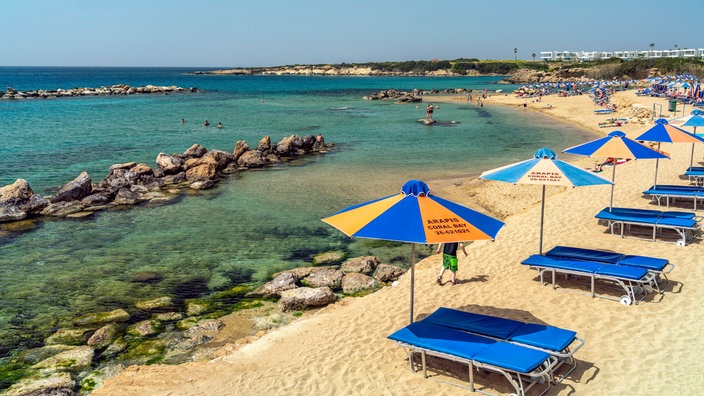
[94,91,704,395]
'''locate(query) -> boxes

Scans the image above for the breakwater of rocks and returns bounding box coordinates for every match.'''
[0,134,331,227]
[0,84,198,100]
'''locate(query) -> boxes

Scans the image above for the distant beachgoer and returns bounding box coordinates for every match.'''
[217,122,223,128]
[426,104,434,121]
[180,118,185,124]
[316,133,324,143]
[260,98,264,103]
[436,242,467,285]
[523,100,527,109]
[203,120,210,127]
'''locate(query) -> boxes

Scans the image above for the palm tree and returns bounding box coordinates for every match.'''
[531,53,536,62]
[649,42,655,54]
[514,48,518,62]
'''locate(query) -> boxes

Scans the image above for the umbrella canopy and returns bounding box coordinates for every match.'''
[322,179,504,323]
[635,118,704,176]
[480,148,611,254]
[563,131,668,210]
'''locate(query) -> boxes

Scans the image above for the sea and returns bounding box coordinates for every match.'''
[0,67,596,371]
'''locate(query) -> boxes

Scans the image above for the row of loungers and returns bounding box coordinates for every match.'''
[684,166,704,185]
[643,184,704,211]
[521,245,673,305]
[595,207,702,246]
[388,307,584,396]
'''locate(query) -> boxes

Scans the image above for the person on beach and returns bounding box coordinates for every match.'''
[436,242,467,285]
[426,104,434,122]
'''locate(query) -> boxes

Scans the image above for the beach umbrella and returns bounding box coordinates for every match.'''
[635,118,704,182]
[563,131,669,210]
[321,179,504,324]
[479,148,612,255]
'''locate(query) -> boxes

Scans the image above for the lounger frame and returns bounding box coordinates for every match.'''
[643,185,704,211]
[545,246,675,294]
[522,255,658,305]
[596,208,702,246]
[393,339,558,396]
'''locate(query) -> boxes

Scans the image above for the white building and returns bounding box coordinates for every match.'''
[539,48,704,61]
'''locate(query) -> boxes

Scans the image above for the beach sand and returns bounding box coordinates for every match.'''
[93,91,704,395]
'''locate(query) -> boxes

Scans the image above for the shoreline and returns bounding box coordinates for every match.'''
[95,89,704,395]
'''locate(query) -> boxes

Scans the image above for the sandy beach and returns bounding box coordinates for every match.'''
[93,90,704,395]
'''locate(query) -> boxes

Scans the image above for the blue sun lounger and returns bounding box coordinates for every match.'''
[684,167,704,185]
[521,254,659,305]
[421,307,584,383]
[642,184,704,210]
[545,245,674,293]
[595,207,702,246]
[388,321,558,396]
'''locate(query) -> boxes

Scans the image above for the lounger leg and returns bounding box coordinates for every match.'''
[421,350,427,378]
[469,364,475,393]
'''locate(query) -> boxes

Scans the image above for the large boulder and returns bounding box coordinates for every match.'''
[183,143,207,159]
[51,172,93,203]
[204,149,235,171]
[279,287,336,311]
[302,268,344,290]
[41,200,86,217]
[256,135,271,152]
[341,273,377,294]
[275,135,305,156]
[248,272,297,297]
[156,153,183,174]
[341,256,380,274]
[233,140,249,161]
[128,163,156,185]
[3,372,75,396]
[185,162,218,182]
[373,263,405,282]
[113,187,146,205]
[237,150,266,168]
[0,179,48,221]
[33,345,95,373]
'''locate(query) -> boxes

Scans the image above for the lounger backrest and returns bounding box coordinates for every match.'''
[618,255,669,271]
[424,307,577,353]
[423,307,523,339]
[546,246,623,264]
[521,254,602,273]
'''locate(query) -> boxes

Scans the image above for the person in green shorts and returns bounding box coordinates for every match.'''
[436,242,467,285]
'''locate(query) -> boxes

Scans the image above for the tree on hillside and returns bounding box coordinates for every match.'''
[514,48,518,62]
[532,53,536,62]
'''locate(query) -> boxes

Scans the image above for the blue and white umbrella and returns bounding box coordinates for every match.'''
[480,148,612,254]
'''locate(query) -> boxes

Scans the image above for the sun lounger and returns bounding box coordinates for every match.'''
[643,184,704,210]
[520,254,659,305]
[421,307,584,382]
[388,321,558,396]
[595,207,702,246]
[684,167,704,185]
[545,245,674,293]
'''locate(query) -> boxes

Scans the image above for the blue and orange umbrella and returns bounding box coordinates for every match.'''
[563,130,669,210]
[322,179,504,323]
[480,148,611,254]
[635,118,704,181]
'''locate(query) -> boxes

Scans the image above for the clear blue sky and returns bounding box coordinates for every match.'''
[1,0,701,68]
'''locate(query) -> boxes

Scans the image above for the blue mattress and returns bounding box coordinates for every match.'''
[643,185,704,197]
[545,246,669,272]
[684,166,704,175]
[388,321,550,373]
[423,307,577,352]
[521,254,648,280]
[595,207,697,225]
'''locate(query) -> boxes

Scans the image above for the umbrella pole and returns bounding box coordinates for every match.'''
[691,142,696,170]
[653,143,661,188]
[610,163,616,211]
[539,185,545,255]
[409,243,416,324]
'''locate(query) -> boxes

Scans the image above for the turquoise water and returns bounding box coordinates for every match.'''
[0,68,595,360]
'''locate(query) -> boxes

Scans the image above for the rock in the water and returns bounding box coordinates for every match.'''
[279,287,336,311]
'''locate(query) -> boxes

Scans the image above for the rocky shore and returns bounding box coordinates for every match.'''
[0,84,198,100]
[0,134,331,226]
[193,65,461,76]
[2,252,407,396]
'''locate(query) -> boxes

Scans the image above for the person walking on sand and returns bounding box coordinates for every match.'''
[436,242,467,285]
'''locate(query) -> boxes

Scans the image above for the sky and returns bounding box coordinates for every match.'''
[1,0,702,68]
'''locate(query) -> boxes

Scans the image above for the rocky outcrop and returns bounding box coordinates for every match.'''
[0,134,333,227]
[342,273,378,294]
[341,256,380,274]
[0,84,198,100]
[0,179,48,222]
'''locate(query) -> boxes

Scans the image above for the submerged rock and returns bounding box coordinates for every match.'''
[279,287,337,311]
[3,372,75,396]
